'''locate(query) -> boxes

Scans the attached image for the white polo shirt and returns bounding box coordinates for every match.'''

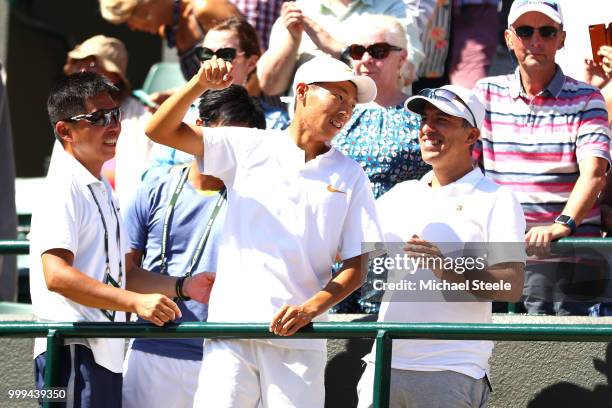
[30,148,127,373]
[365,168,526,379]
[198,127,382,351]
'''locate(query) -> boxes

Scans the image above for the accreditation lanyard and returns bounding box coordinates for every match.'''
[87,184,123,321]
[160,166,227,278]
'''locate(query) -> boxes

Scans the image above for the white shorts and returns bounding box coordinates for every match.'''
[122,348,202,408]
[193,339,326,408]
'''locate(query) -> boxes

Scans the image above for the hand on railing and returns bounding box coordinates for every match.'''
[134,294,182,326]
[269,304,316,336]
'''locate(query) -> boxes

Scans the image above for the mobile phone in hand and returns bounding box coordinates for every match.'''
[132,89,160,109]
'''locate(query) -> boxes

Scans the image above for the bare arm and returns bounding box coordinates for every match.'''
[42,248,180,326]
[301,14,345,58]
[525,157,608,248]
[126,251,216,304]
[145,59,234,157]
[270,254,366,336]
[257,2,304,95]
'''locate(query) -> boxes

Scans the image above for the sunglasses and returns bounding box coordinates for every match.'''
[196,47,243,62]
[347,42,403,60]
[65,107,122,127]
[418,88,477,127]
[511,25,560,39]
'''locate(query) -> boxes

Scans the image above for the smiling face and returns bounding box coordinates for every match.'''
[505,11,565,74]
[351,27,407,99]
[56,92,121,176]
[295,80,357,142]
[201,29,258,86]
[419,103,478,167]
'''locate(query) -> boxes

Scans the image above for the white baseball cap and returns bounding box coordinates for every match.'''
[507,0,563,27]
[405,85,485,129]
[292,56,377,104]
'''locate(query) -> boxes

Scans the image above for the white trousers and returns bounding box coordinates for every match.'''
[123,348,202,408]
[192,339,326,408]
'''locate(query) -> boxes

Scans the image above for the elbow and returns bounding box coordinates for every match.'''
[44,269,66,295]
[145,122,161,143]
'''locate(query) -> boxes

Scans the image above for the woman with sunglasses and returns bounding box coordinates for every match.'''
[143,18,290,182]
[258,0,423,96]
[331,15,430,314]
[99,0,241,81]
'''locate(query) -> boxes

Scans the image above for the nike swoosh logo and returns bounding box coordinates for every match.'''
[327,184,346,194]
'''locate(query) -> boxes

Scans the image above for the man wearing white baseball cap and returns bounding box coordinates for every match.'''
[475,0,611,315]
[356,85,526,408]
[146,55,382,407]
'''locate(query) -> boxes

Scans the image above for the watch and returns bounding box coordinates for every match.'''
[554,214,577,235]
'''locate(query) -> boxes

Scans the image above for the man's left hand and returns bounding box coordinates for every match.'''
[404,235,445,279]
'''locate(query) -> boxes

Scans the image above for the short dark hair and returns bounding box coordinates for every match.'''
[47,71,118,127]
[198,85,266,129]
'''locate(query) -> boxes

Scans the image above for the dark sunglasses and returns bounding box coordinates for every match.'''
[347,42,403,60]
[418,88,477,127]
[196,47,242,62]
[512,25,560,39]
[65,107,122,127]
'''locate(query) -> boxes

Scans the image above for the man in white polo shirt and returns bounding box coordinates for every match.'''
[146,56,382,407]
[356,85,526,407]
[30,72,214,407]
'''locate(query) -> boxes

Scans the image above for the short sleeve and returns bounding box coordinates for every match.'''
[486,187,527,266]
[123,181,152,252]
[198,127,262,187]
[338,171,383,260]
[35,182,81,256]
[575,90,611,165]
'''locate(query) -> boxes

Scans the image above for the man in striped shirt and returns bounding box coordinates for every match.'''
[474,0,611,315]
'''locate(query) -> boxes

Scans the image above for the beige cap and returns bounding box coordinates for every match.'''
[65,35,130,89]
[99,0,140,24]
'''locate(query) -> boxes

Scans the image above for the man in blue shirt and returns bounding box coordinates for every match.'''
[122,85,265,408]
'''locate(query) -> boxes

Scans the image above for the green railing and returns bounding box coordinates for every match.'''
[2,321,612,408]
[2,238,612,406]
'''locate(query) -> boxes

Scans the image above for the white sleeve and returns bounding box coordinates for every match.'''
[35,181,81,257]
[198,127,262,187]
[486,187,527,266]
[338,171,383,260]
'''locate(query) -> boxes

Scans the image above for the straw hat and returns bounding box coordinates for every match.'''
[64,35,130,89]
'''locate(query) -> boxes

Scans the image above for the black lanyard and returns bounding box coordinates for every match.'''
[87,184,123,321]
[87,184,123,286]
[160,166,226,277]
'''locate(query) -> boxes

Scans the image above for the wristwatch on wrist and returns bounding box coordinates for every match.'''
[554,214,577,235]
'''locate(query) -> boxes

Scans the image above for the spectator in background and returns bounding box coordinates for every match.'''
[232,0,284,48]
[334,14,430,199]
[0,60,17,302]
[122,85,265,408]
[410,0,452,93]
[61,35,152,211]
[143,17,290,181]
[448,0,500,89]
[332,14,430,313]
[257,0,423,96]
[474,0,611,315]
[99,0,242,81]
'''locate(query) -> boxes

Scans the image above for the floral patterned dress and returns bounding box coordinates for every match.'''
[332,104,430,199]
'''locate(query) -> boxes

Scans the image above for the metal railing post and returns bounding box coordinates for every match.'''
[43,329,64,408]
[372,330,392,408]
